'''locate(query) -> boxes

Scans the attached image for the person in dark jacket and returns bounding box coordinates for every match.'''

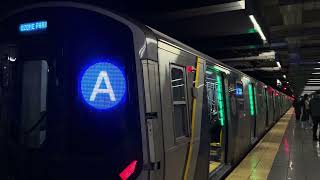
[310,91,320,141]
[301,94,310,128]
[293,98,301,121]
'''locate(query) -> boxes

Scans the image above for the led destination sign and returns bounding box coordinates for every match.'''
[19,21,47,32]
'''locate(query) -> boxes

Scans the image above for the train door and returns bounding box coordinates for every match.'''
[248,83,257,142]
[269,91,275,124]
[264,88,269,127]
[158,43,205,180]
[272,92,277,122]
[205,65,227,173]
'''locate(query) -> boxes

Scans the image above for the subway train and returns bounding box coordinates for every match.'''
[0,2,292,180]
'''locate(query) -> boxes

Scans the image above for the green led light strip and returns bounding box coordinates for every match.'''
[216,75,225,126]
[248,84,255,116]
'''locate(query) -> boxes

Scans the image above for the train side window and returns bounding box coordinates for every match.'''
[171,67,186,101]
[21,60,48,148]
[235,83,243,97]
[235,82,245,112]
[170,65,189,139]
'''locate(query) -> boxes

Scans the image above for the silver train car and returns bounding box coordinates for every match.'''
[0,2,292,180]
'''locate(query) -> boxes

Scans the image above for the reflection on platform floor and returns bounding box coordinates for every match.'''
[267,110,320,180]
[226,108,293,180]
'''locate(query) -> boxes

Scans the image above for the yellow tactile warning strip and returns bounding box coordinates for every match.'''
[226,108,294,180]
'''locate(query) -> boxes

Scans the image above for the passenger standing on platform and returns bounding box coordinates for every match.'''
[301,94,310,129]
[310,91,320,141]
[293,98,301,121]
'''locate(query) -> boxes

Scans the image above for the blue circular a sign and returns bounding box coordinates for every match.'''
[80,62,126,109]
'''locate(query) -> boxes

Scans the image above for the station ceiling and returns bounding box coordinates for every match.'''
[1,0,320,96]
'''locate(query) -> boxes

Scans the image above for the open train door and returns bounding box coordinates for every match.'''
[205,65,228,176]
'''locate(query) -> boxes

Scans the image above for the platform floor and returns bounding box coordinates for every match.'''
[267,112,320,180]
[226,108,294,180]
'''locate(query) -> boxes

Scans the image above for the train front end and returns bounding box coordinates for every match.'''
[0,4,145,180]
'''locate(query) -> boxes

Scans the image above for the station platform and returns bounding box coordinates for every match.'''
[225,108,320,180]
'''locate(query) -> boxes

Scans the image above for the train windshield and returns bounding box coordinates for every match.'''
[0,7,142,180]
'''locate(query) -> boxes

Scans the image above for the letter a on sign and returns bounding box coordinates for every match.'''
[81,62,126,109]
[90,71,116,101]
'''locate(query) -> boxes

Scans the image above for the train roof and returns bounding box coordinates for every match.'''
[147,25,287,96]
[148,27,254,79]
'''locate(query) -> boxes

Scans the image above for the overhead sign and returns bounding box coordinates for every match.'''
[80,62,126,109]
[19,21,47,32]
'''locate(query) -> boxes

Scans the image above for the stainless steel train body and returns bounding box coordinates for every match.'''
[0,2,292,180]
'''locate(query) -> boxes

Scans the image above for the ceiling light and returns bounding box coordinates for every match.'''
[307,83,320,85]
[304,86,320,89]
[249,15,267,41]
[283,75,286,79]
[308,82,320,84]
[314,68,320,70]
[259,51,275,57]
[238,0,245,9]
[312,72,320,75]
[276,62,281,68]
[301,91,315,95]
[309,79,320,81]
[301,91,314,95]
[304,85,320,87]
[303,86,320,91]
